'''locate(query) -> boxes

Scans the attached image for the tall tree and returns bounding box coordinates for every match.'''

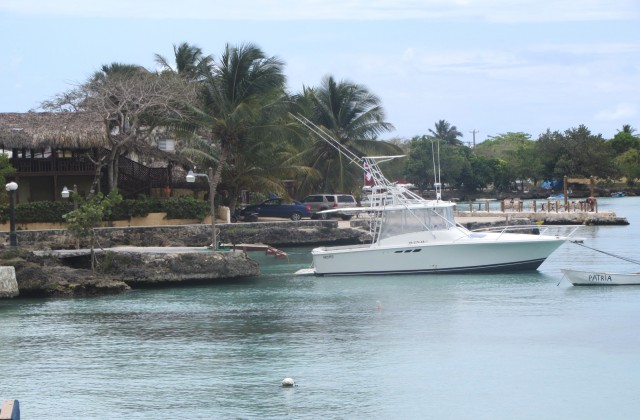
[536,125,617,180]
[292,76,397,195]
[609,130,640,154]
[188,42,288,212]
[428,120,464,146]
[405,136,468,191]
[476,132,542,190]
[155,42,212,81]
[43,62,196,193]
[617,124,637,135]
[614,148,640,186]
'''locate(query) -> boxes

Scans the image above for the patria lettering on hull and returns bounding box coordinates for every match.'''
[589,273,612,282]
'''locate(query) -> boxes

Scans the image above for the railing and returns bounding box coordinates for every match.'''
[457,198,598,213]
[10,149,191,199]
[11,158,97,174]
[463,224,582,240]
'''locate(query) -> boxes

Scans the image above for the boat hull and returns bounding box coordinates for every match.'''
[561,269,640,285]
[311,236,566,276]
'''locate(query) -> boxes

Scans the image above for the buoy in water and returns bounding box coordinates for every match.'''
[281,377,295,387]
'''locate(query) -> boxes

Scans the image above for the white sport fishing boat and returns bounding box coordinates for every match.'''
[292,115,579,276]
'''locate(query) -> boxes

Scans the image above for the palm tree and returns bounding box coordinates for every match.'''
[428,120,464,146]
[181,132,311,212]
[155,42,212,81]
[617,124,637,135]
[185,42,288,210]
[94,63,148,80]
[201,42,286,183]
[292,75,397,195]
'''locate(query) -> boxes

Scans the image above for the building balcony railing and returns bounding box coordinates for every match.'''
[11,158,97,174]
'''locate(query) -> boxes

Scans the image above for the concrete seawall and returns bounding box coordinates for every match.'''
[5,220,364,250]
[2,210,628,251]
[0,266,18,298]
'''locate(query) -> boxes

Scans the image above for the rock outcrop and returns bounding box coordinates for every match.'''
[100,250,260,287]
[15,263,130,298]
[3,247,260,298]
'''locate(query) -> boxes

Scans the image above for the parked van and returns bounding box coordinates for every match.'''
[302,194,357,220]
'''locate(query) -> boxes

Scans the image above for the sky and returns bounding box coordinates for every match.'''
[1,0,639,144]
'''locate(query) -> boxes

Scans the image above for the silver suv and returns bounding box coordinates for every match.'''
[302,194,356,220]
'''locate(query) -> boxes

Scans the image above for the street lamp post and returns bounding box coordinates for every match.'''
[186,168,217,250]
[5,181,18,247]
[61,185,78,209]
[61,185,80,249]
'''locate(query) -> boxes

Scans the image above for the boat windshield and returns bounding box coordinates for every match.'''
[378,206,455,241]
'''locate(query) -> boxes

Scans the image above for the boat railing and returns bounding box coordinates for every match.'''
[465,224,582,240]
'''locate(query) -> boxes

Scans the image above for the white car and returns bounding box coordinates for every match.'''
[302,194,356,220]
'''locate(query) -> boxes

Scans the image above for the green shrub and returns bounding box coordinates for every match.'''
[0,201,74,223]
[161,196,209,220]
[0,196,211,223]
[109,196,163,220]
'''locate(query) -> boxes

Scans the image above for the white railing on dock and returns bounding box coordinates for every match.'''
[455,198,599,214]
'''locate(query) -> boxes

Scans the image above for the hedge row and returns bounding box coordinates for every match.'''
[0,196,211,224]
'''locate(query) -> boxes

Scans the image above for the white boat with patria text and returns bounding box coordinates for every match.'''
[561,269,640,285]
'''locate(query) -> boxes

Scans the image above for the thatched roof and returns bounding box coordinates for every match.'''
[0,112,107,149]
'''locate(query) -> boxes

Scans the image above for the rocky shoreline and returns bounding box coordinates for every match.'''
[1,220,364,298]
[0,211,628,299]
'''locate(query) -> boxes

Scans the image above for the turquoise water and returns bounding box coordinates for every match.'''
[1,198,640,419]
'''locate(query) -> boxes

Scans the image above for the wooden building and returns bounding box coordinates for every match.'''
[0,112,192,203]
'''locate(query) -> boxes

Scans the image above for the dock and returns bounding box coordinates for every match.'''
[454,210,628,226]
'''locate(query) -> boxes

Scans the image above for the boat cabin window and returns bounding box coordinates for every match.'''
[378,206,454,241]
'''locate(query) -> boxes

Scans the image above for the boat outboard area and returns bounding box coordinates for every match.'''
[290,113,580,276]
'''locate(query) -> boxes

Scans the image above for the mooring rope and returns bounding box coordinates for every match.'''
[571,241,640,266]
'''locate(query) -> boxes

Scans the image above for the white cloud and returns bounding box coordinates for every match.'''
[407,50,525,73]
[531,42,640,56]
[1,0,638,22]
[595,103,638,122]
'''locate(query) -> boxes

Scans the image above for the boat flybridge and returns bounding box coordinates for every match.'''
[291,114,579,276]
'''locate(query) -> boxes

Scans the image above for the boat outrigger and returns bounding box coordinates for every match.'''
[292,114,579,276]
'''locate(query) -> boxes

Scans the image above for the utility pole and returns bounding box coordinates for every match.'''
[469,129,479,150]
